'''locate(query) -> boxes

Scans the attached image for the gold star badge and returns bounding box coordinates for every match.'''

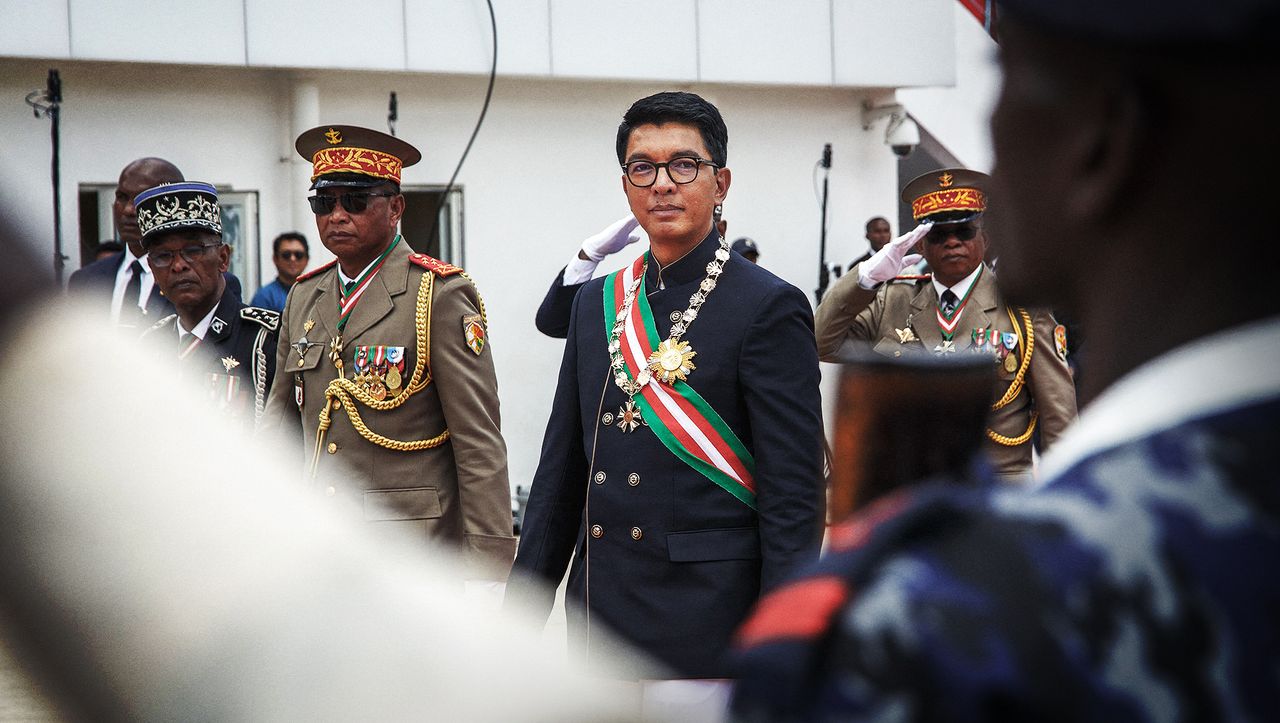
[304,319,315,333]
[221,356,240,372]
[896,327,918,343]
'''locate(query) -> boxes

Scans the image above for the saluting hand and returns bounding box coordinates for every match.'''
[579,214,644,262]
[857,222,932,289]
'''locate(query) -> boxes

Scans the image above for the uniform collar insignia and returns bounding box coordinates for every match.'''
[210,316,227,335]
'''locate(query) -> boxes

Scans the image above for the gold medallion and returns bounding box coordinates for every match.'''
[647,339,697,384]
[385,364,402,390]
[369,380,387,401]
[1005,353,1019,373]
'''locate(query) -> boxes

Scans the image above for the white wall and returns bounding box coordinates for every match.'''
[0,57,899,491]
[1,0,954,89]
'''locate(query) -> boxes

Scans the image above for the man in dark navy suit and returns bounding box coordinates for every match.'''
[67,158,239,328]
[509,92,825,680]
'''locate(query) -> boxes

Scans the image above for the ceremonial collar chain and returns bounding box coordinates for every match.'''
[608,237,731,396]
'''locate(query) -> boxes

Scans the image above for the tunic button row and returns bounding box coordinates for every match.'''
[627,472,640,486]
[594,471,606,484]
[630,526,643,540]
[590,524,603,538]
[327,442,338,454]
[601,412,614,426]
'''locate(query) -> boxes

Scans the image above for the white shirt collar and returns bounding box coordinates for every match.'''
[1037,315,1280,482]
[337,255,381,288]
[121,245,152,275]
[178,303,220,340]
[931,263,983,303]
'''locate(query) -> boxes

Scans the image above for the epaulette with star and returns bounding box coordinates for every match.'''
[409,252,464,277]
[295,259,337,283]
[240,306,280,331]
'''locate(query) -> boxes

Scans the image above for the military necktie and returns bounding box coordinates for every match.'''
[940,289,959,315]
[121,260,144,327]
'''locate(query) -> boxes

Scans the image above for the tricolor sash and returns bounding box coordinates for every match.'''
[338,235,401,332]
[603,254,758,508]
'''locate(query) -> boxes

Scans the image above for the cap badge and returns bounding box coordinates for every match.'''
[938,172,953,188]
[325,128,343,144]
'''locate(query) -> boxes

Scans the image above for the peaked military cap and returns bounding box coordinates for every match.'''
[295,125,422,190]
[902,168,990,224]
[133,181,222,246]
[731,237,759,257]
[998,0,1277,47]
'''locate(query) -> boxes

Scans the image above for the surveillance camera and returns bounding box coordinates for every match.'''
[886,113,919,158]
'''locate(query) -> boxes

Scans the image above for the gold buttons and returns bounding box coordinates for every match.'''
[594,471,606,484]
[602,412,614,426]
[327,442,338,454]
[325,486,335,497]
[630,527,643,540]
[332,399,342,410]
[628,473,640,486]
[669,310,682,322]
[590,524,603,538]
[297,357,305,367]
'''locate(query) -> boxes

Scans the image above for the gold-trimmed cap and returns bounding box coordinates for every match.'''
[902,168,990,224]
[134,181,222,246]
[295,125,422,189]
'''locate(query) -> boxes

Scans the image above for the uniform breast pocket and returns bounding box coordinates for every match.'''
[872,336,911,358]
[364,487,443,521]
[667,527,761,562]
[292,340,326,372]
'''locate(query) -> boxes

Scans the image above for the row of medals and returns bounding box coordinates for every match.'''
[605,239,731,431]
[352,356,403,401]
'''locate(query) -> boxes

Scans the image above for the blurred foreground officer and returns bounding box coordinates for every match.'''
[731,1,1280,720]
[137,182,278,429]
[814,169,1076,479]
[260,126,515,583]
[510,92,825,679]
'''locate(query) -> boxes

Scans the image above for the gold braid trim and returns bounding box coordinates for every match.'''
[987,306,1036,446]
[459,270,488,326]
[314,270,450,454]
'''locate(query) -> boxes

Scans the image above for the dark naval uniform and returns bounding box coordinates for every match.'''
[259,240,517,580]
[731,318,1280,721]
[511,230,825,678]
[815,263,1077,477]
[142,287,278,428]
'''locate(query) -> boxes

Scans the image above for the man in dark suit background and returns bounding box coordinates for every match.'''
[67,158,239,328]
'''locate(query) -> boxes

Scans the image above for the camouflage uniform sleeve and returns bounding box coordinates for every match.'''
[813,262,883,361]
[1027,308,1077,452]
[429,274,517,580]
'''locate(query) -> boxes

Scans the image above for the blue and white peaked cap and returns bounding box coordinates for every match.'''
[134,181,222,247]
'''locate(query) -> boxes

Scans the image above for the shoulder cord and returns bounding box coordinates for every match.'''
[314,271,450,454]
[987,306,1038,446]
[252,326,269,429]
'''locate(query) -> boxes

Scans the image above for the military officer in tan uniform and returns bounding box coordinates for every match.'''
[260,125,515,581]
[814,168,1076,478]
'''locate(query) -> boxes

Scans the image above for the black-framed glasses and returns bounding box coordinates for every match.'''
[925,223,982,244]
[278,250,308,261]
[622,157,719,188]
[307,192,396,215]
[149,242,223,268]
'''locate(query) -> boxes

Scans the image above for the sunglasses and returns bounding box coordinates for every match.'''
[925,223,981,243]
[277,250,308,261]
[307,191,395,215]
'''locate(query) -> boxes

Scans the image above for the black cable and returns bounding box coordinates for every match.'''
[426,0,497,247]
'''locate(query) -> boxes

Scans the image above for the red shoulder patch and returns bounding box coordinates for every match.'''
[295,259,337,283]
[735,576,849,649]
[409,252,464,277]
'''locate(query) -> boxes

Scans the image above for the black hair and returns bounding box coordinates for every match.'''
[616,92,728,168]
[865,216,889,232]
[272,232,309,256]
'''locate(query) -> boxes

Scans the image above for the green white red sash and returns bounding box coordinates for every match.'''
[338,235,401,332]
[603,254,758,508]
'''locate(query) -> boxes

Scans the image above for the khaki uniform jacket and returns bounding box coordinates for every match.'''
[815,264,1077,477]
[260,240,516,579]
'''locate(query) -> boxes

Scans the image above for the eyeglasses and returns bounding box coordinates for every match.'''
[925,223,981,244]
[277,251,308,261]
[622,157,719,188]
[307,192,396,215]
[149,242,222,269]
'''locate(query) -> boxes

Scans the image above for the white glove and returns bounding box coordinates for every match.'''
[563,215,645,285]
[857,222,931,289]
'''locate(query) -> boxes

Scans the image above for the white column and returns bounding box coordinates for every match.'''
[289,80,323,261]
